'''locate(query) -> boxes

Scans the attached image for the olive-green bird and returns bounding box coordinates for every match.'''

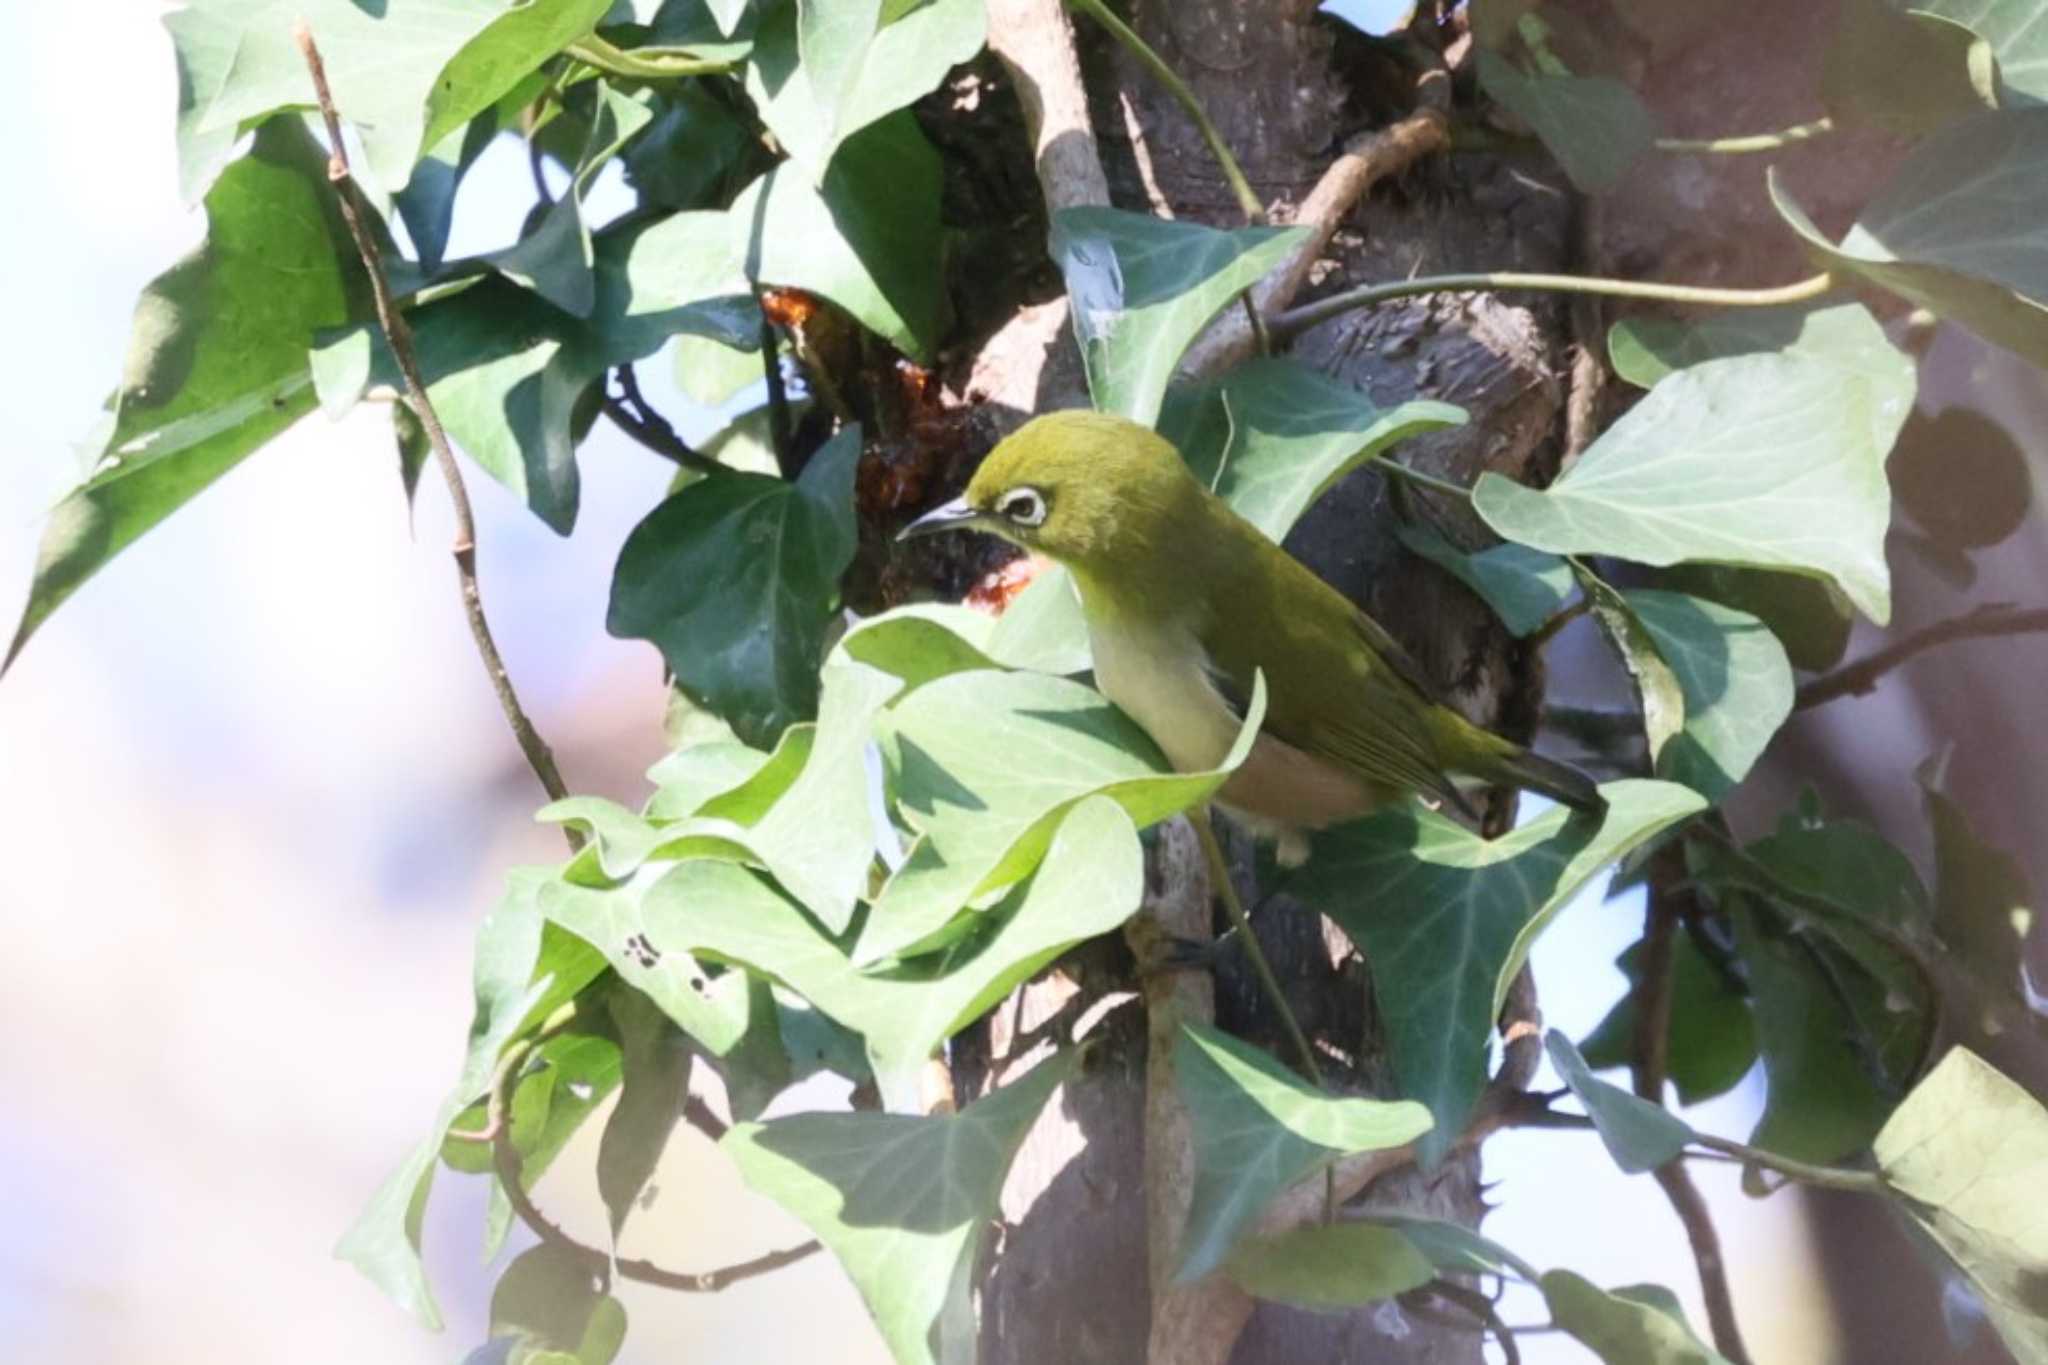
[901,410,1604,863]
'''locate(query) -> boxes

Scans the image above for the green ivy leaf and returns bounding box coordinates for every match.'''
[1906,0,2048,101]
[168,0,612,201]
[1770,109,2048,372]
[1917,761,2037,1022]
[1364,1214,1542,1284]
[596,985,694,1248]
[397,106,505,273]
[1648,563,1854,674]
[609,426,861,746]
[7,122,361,672]
[722,1049,1076,1365]
[1582,934,1758,1106]
[1823,0,1999,135]
[1292,780,1707,1165]
[1224,1223,1435,1310]
[731,111,947,358]
[985,566,1094,675]
[1050,207,1306,425]
[1876,1047,2048,1365]
[1396,522,1573,638]
[1476,51,1656,190]
[861,669,1264,966]
[645,740,774,821]
[1605,301,1900,392]
[1545,1030,1695,1173]
[1474,339,1913,623]
[746,0,985,178]
[1156,357,1466,542]
[1542,1271,1731,1364]
[1616,587,1795,800]
[479,1243,628,1365]
[626,83,760,213]
[1174,1022,1433,1282]
[656,796,1144,1107]
[837,605,1006,686]
[339,872,608,1326]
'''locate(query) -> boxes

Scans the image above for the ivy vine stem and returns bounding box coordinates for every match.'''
[565,34,737,79]
[294,22,581,850]
[1379,460,1474,502]
[1656,116,1836,155]
[1190,807,1322,1087]
[1686,1133,1886,1194]
[1272,270,1835,343]
[1064,0,1268,226]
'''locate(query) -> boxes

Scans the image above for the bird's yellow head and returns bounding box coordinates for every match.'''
[899,410,1202,575]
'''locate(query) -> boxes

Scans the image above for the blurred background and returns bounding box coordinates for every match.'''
[1,3,2041,1362]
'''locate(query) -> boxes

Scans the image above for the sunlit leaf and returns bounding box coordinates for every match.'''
[1542,1271,1731,1364]
[1293,780,1707,1164]
[722,1050,1075,1365]
[1175,1022,1433,1282]
[1050,207,1306,425]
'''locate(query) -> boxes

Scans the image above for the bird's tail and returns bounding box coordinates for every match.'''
[1431,711,1607,817]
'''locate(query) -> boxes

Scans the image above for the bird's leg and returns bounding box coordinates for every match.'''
[1190,805,1322,1088]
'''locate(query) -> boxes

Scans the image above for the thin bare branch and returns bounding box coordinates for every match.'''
[1796,605,2048,709]
[295,23,577,846]
[603,365,724,475]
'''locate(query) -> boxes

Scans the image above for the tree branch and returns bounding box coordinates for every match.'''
[1634,848,1752,1365]
[295,24,578,847]
[1795,605,2048,709]
[602,365,724,475]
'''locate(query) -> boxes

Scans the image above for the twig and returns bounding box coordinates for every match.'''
[1526,599,1589,651]
[527,137,553,206]
[603,366,723,475]
[1065,0,1265,225]
[295,23,580,849]
[1686,1133,1884,1194]
[1656,117,1834,155]
[1634,848,1752,1365]
[1380,460,1474,502]
[1192,807,1321,1087]
[1795,605,2048,709]
[1273,270,1835,345]
[987,0,1111,214]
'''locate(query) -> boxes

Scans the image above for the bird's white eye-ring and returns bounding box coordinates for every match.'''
[996,487,1048,527]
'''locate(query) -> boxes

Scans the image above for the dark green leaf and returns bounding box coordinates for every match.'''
[1225,1223,1435,1310]
[397,109,502,272]
[1476,51,1656,190]
[731,111,948,358]
[654,796,1144,1107]
[1474,337,1914,623]
[1545,1030,1695,1173]
[1396,521,1573,638]
[1049,207,1306,424]
[1582,934,1757,1106]
[1891,405,2033,552]
[597,985,693,1247]
[1293,780,1707,1164]
[1542,1271,1731,1364]
[168,0,612,200]
[862,669,1263,965]
[1824,0,1998,135]
[1917,760,2037,1023]
[1623,587,1794,800]
[7,122,360,671]
[1157,357,1466,542]
[1876,1047,2048,1365]
[1905,0,2048,101]
[608,426,861,745]
[625,83,759,212]
[722,1050,1075,1365]
[484,1243,628,1365]
[1648,563,1854,674]
[1175,1023,1433,1282]
[1770,110,2048,372]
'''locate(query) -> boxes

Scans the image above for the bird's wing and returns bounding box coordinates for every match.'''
[1197,539,1473,815]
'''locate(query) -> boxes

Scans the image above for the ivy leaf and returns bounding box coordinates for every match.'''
[596,985,694,1248]
[861,669,1265,966]
[339,872,608,1325]
[626,83,760,213]
[1582,934,1758,1106]
[485,84,655,317]
[478,1244,628,1365]
[1648,563,1854,674]
[1396,522,1573,638]
[1292,780,1708,1165]
[1770,109,2048,372]
[656,796,1144,1108]
[168,0,612,201]
[1823,0,1999,135]
[1157,357,1466,542]
[1224,1223,1435,1310]
[732,111,947,359]
[1917,761,2038,1022]
[836,605,1005,687]
[1876,1047,2048,1365]
[1365,1214,1543,1284]
[1050,207,1306,425]
[7,122,360,672]
[609,426,861,746]
[1906,0,2048,101]
[1541,1272,1731,1364]
[722,1050,1076,1365]
[1474,340,1913,624]
[984,566,1094,676]
[1545,1030,1695,1173]
[537,796,750,879]
[1476,51,1656,190]
[746,0,985,178]
[1175,1022,1433,1282]
[1606,301,1901,392]
[645,740,774,821]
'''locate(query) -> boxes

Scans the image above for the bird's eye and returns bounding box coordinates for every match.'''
[996,487,1048,527]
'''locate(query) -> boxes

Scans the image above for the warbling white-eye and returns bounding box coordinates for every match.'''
[901,410,1605,863]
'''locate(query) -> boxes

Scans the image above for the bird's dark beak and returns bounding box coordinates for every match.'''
[897,496,981,542]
